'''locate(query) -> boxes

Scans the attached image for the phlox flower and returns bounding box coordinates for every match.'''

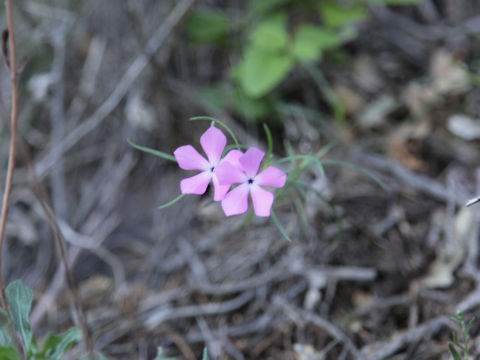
[174,126,233,201]
[215,147,286,217]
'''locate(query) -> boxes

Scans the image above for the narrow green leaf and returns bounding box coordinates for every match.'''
[452,331,458,344]
[448,343,461,360]
[362,0,422,4]
[321,160,389,190]
[202,347,210,360]
[5,280,33,353]
[190,116,240,149]
[303,64,345,123]
[158,194,186,209]
[290,188,311,232]
[77,351,108,360]
[262,123,273,168]
[154,346,176,360]
[127,140,176,162]
[295,180,344,254]
[270,209,291,241]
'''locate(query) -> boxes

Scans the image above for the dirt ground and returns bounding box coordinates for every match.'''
[2,0,480,359]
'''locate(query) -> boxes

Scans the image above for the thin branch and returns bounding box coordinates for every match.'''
[0,0,19,314]
[35,0,195,177]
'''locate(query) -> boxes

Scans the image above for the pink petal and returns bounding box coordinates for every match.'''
[221,149,243,167]
[211,174,231,201]
[221,184,250,216]
[250,185,274,217]
[200,127,226,165]
[239,147,264,177]
[215,161,246,186]
[180,171,212,195]
[256,166,287,188]
[174,145,209,171]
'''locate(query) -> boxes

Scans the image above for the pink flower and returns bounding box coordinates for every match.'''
[174,127,232,201]
[215,147,286,217]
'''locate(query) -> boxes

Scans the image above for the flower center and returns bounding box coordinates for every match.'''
[210,166,215,172]
[247,178,254,184]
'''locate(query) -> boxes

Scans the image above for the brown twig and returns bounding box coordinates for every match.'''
[0,2,95,358]
[0,0,19,314]
[23,146,95,357]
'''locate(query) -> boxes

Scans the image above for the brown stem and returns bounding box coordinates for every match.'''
[0,0,18,314]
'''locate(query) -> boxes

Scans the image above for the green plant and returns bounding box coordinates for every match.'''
[129,117,387,242]
[0,280,81,359]
[190,0,424,124]
[449,310,475,360]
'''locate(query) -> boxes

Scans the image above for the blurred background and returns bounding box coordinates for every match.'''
[2,0,480,358]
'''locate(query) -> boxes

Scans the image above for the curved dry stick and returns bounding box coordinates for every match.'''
[0,0,19,313]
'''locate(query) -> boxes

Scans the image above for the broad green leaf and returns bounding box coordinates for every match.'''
[291,25,343,62]
[186,8,230,44]
[250,14,289,51]
[319,2,367,28]
[0,346,20,360]
[202,347,210,360]
[5,280,33,353]
[154,346,176,360]
[0,309,12,348]
[236,47,294,98]
[232,87,274,121]
[127,140,176,162]
[42,327,82,360]
[247,0,291,19]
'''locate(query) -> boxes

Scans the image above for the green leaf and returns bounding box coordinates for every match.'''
[202,347,210,360]
[154,346,176,360]
[158,194,186,209]
[319,2,367,28]
[321,160,389,190]
[448,343,462,360]
[5,280,33,353]
[0,346,20,360]
[291,25,345,62]
[271,209,291,241]
[236,47,294,98]
[262,123,273,168]
[42,327,82,360]
[247,0,291,19]
[186,8,230,45]
[127,140,176,162]
[250,14,289,51]
[0,309,13,348]
[232,87,274,121]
